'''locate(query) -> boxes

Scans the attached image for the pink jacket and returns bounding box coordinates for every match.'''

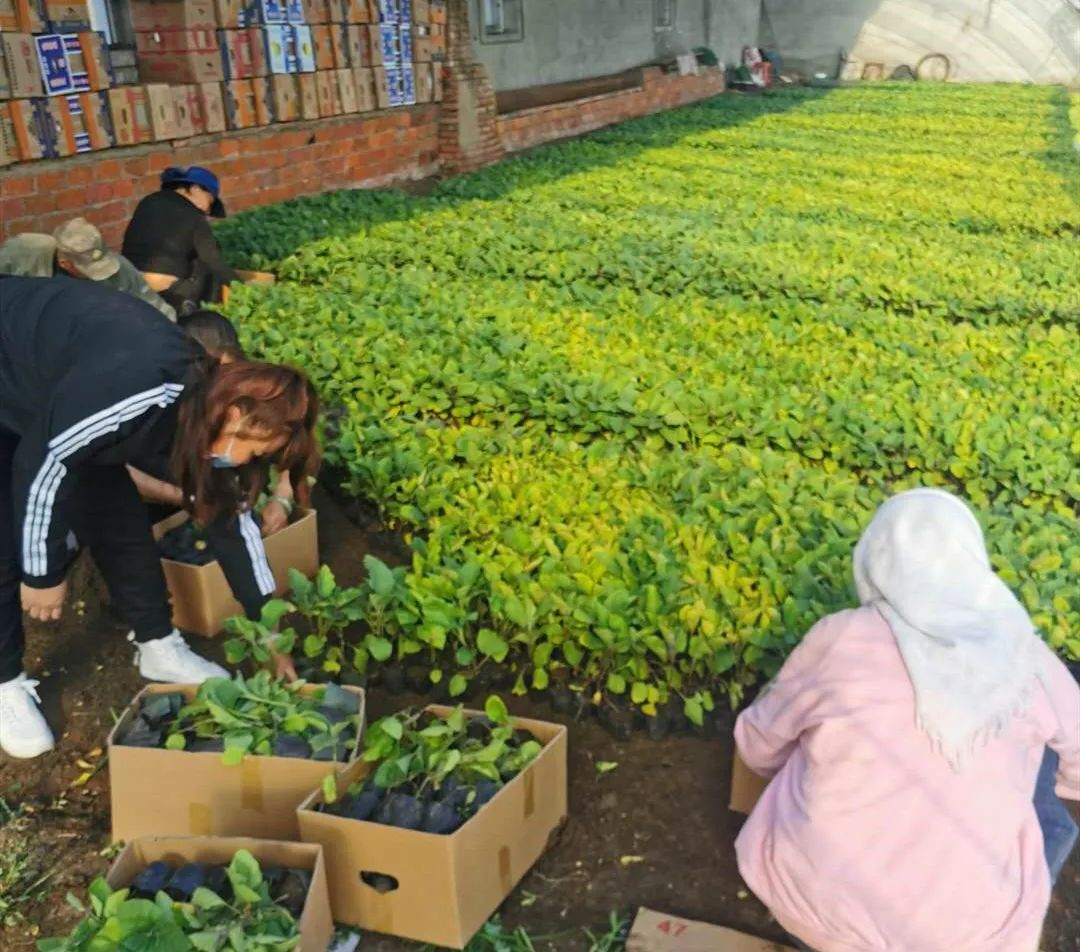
[735,606,1080,952]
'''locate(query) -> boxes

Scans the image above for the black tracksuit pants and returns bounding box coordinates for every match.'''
[1,429,269,683]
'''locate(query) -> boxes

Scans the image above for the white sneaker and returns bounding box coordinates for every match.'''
[130,629,229,683]
[0,674,56,759]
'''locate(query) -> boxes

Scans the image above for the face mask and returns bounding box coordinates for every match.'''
[210,435,238,469]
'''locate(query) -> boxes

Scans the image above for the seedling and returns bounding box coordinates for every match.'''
[322,697,542,835]
[116,672,361,766]
[37,849,303,951]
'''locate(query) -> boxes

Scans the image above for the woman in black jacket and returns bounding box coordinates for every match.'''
[0,275,318,760]
[122,166,240,315]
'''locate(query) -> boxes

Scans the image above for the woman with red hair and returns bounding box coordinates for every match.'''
[0,275,320,759]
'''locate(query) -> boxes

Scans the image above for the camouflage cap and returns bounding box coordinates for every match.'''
[53,217,121,282]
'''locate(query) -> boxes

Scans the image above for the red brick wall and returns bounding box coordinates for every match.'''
[498,67,727,155]
[0,106,440,247]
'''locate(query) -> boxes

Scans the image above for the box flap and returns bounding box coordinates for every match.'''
[628,908,795,952]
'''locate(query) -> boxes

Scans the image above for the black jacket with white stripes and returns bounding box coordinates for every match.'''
[0,275,274,616]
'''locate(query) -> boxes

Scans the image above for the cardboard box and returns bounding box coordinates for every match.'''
[399,59,414,104]
[297,707,567,948]
[154,508,318,636]
[79,89,113,148]
[371,0,394,22]
[430,0,445,25]
[260,22,300,74]
[171,84,197,136]
[397,21,411,63]
[145,81,180,139]
[352,64,373,111]
[429,20,445,61]
[7,97,53,159]
[431,58,442,100]
[284,0,303,22]
[215,0,248,28]
[729,750,769,814]
[0,45,10,100]
[130,0,216,31]
[293,23,316,71]
[362,23,383,66]
[140,49,224,83]
[627,908,795,952]
[9,0,45,31]
[108,837,334,952]
[223,77,257,128]
[0,103,19,165]
[136,28,218,55]
[199,79,226,131]
[270,71,299,120]
[220,28,264,79]
[77,31,111,89]
[341,0,368,23]
[329,20,350,67]
[344,23,367,67]
[53,93,91,153]
[252,72,272,124]
[376,22,397,64]
[297,69,319,118]
[109,681,364,841]
[315,67,338,116]
[1,33,43,98]
[108,85,154,145]
[413,60,432,103]
[411,23,431,62]
[411,0,428,21]
[371,64,389,108]
[309,24,334,70]
[247,0,287,23]
[334,66,356,112]
[44,0,91,32]
[301,0,328,23]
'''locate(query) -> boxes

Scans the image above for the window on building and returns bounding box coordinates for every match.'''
[655,0,676,30]
[477,0,524,44]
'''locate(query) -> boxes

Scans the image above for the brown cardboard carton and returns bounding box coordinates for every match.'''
[45,97,74,156]
[297,707,568,948]
[414,60,433,103]
[172,84,197,137]
[297,71,319,119]
[412,0,429,21]
[0,42,10,100]
[0,103,18,165]
[363,23,382,66]
[412,23,431,62]
[145,81,180,139]
[8,98,50,160]
[108,85,154,145]
[252,72,272,125]
[371,65,389,108]
[108,681,365,842]
[2,33,44,98]
[108,837,334,952]
[45,0,91,30]
[310,24,335,71]
[153,508,318,637]
[341,0,368,23]
[329,20,350,68]
[215,0,246,28]
[729,750,769,814]
[130,0,216,31]
[627,908,795,952]
[135,27,219,55]
[77,31,110,90]
[199,80,226,132]
[352,65,373,112]
[223,78,257,129]
[345,24,367,67]
[430,0,446,25]
[79,90,113,148]
[14,0,45,31]
[271,72,299,121]
[315,68,339,117]
[335,66,357,113]
[140,50,224,83]
[0,0,15,30]
[301,0,329,23]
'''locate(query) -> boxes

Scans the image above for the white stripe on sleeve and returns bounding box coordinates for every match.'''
[22,384,184,577]
[240,510,277,596]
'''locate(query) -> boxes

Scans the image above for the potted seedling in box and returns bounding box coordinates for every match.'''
[108,675,365,842]
[319,696,541,835]
[38,848,304,951]
[115,672,361,764]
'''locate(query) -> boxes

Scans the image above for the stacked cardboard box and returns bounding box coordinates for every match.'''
[1,0,437,166]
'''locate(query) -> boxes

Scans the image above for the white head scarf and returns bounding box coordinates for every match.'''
[853,488,1044,770]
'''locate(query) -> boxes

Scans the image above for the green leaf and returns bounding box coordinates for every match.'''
[476,628,509,661]
[165,733,186,751]
[365,635,393,662]
[606,673,626,695]
[316,564,336,598]
[322,773,338,804]
[484,695,509,724]
[630,682,648,705]
[595,761,618,774]
[684,697,704,727]
[380,717,404,740]
[365,556,396,596]
[448,673,468,697]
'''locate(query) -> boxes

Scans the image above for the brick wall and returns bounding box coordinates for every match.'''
[1,67,726,248]
[0,105,440,247]
[498,66,727,155]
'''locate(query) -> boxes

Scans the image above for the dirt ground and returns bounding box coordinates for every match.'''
[2,491,1077,950]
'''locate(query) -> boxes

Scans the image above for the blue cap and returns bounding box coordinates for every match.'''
[161,166,226,218]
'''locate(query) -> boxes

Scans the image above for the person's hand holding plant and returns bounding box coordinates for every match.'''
[21,581,67,622]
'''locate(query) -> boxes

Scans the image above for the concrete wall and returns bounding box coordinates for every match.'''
[471,0,761,91]
[761,0,1080,84]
